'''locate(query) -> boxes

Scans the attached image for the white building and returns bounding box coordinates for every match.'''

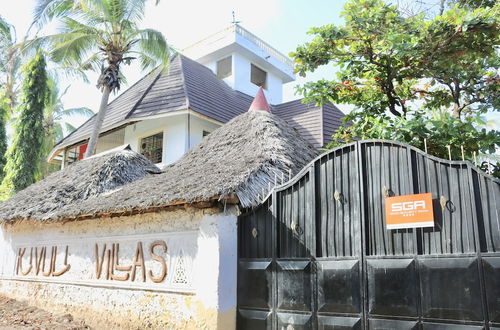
[47,24,344,168]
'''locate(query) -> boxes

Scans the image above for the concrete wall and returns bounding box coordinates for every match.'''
[0,207,238,329]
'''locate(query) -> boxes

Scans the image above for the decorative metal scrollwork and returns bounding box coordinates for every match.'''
[382,186,394,197]
[334,190,346,204]
[251,227,258,238]
[440,195,447,209]
[290,221,303,235]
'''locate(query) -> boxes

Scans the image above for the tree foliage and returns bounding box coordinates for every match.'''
[1,51,48,195]
[0,16,18,183]
[0,103,7,182]
[39,77,94,179]
[0,15,21,114]
[32,0,171,157]
[292,0,499,175]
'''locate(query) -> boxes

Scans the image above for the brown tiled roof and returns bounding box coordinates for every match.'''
[53,54,343,152]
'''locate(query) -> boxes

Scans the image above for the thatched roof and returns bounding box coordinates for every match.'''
[0,150,161,221]
[0,110,317,222]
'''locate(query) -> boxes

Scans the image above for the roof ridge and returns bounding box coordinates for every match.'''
[178,55,190,110]
[54,62,171,148]
[124,65,164,119]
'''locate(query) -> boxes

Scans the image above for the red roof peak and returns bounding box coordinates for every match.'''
[248,87,270,112]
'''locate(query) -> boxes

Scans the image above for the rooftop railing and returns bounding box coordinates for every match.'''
[183,24,295,68]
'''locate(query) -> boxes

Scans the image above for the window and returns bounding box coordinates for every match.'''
[140,132,163,164]
[251,64,267,89]
[216,56,232,79]
[202,130,211,137]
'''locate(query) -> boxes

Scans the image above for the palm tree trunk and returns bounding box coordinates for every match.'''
[84,85,111,158]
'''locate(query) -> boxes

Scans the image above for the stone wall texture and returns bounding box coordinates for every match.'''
[0,207,238,329]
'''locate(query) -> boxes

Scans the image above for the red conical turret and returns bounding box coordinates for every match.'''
[248,87,270,112]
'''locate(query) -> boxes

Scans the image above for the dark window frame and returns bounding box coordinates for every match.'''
[139,132,163,164]
[216,56,232,79]
[250,63,267,89]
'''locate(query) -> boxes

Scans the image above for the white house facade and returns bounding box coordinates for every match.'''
[47,24,344,169]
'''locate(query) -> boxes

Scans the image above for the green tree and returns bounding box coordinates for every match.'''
[0,101,7,182]
[1,51,49,195]
[292,0,499,174]
[0,15,21,114]
[0,16,17,182]
[33,0,170,157]
[40,77,94,178]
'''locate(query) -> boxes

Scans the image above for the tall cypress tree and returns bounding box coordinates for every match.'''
[2,51,48,194]
[0,104,7,182]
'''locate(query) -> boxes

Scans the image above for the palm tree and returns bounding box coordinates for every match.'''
[0,15,21,114]
[40,76,95,178]
[45,77,95,142]
[33,0,170,157]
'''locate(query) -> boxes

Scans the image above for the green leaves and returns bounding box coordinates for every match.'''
[33,0,171,92]
[1,50,49,195]
[294,0,499,176]
[294,0,499,117]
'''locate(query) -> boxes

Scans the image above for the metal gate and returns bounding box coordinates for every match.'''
[237,140,500,329]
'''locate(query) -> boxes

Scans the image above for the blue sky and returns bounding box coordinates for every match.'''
[2,0,349,127]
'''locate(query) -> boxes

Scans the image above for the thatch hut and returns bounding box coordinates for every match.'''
[0,95,317,329]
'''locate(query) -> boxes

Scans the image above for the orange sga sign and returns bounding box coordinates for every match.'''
[385,193,434,230]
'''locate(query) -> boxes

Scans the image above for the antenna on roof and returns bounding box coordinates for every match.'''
[231,11,241,25]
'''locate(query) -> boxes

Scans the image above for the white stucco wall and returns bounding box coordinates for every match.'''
[123,114,220,166]
[124,115,187,165]
[0,207,238,329]
[232,53,282,104]
[188,115,221,149]
[204,54,236,89]
[204,53,283,104]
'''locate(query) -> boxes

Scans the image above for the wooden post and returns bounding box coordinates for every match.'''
[62,148,68,169]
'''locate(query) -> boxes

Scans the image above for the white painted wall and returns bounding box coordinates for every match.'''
[124,115,186,166]
[0,207,238,329]
[232,53,283,104]
[204,52,285,104]
[204,54,236,89]
[188,115,221,149]
[122,113,221,166]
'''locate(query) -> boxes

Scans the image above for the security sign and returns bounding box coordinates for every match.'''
[385,193,434,229]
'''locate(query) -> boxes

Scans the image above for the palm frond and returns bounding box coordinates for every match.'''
[47,27,101,66]
[0,15,13,42]
[61,107,95,117]
[33,0,76,28]
[53,124,64,141]
[64,122,77,132]
[55,65,92,83]
[76,53,102,73]
[124,0,147,23]
[131,28,170,70]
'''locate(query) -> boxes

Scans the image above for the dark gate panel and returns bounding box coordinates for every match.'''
[361,142,417,257]
[237,140,500,330]
[315,143,364,329]
[238,199,275,329]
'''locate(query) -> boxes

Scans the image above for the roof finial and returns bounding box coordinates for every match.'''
[248,87,270,112]
[231,11,241,25]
